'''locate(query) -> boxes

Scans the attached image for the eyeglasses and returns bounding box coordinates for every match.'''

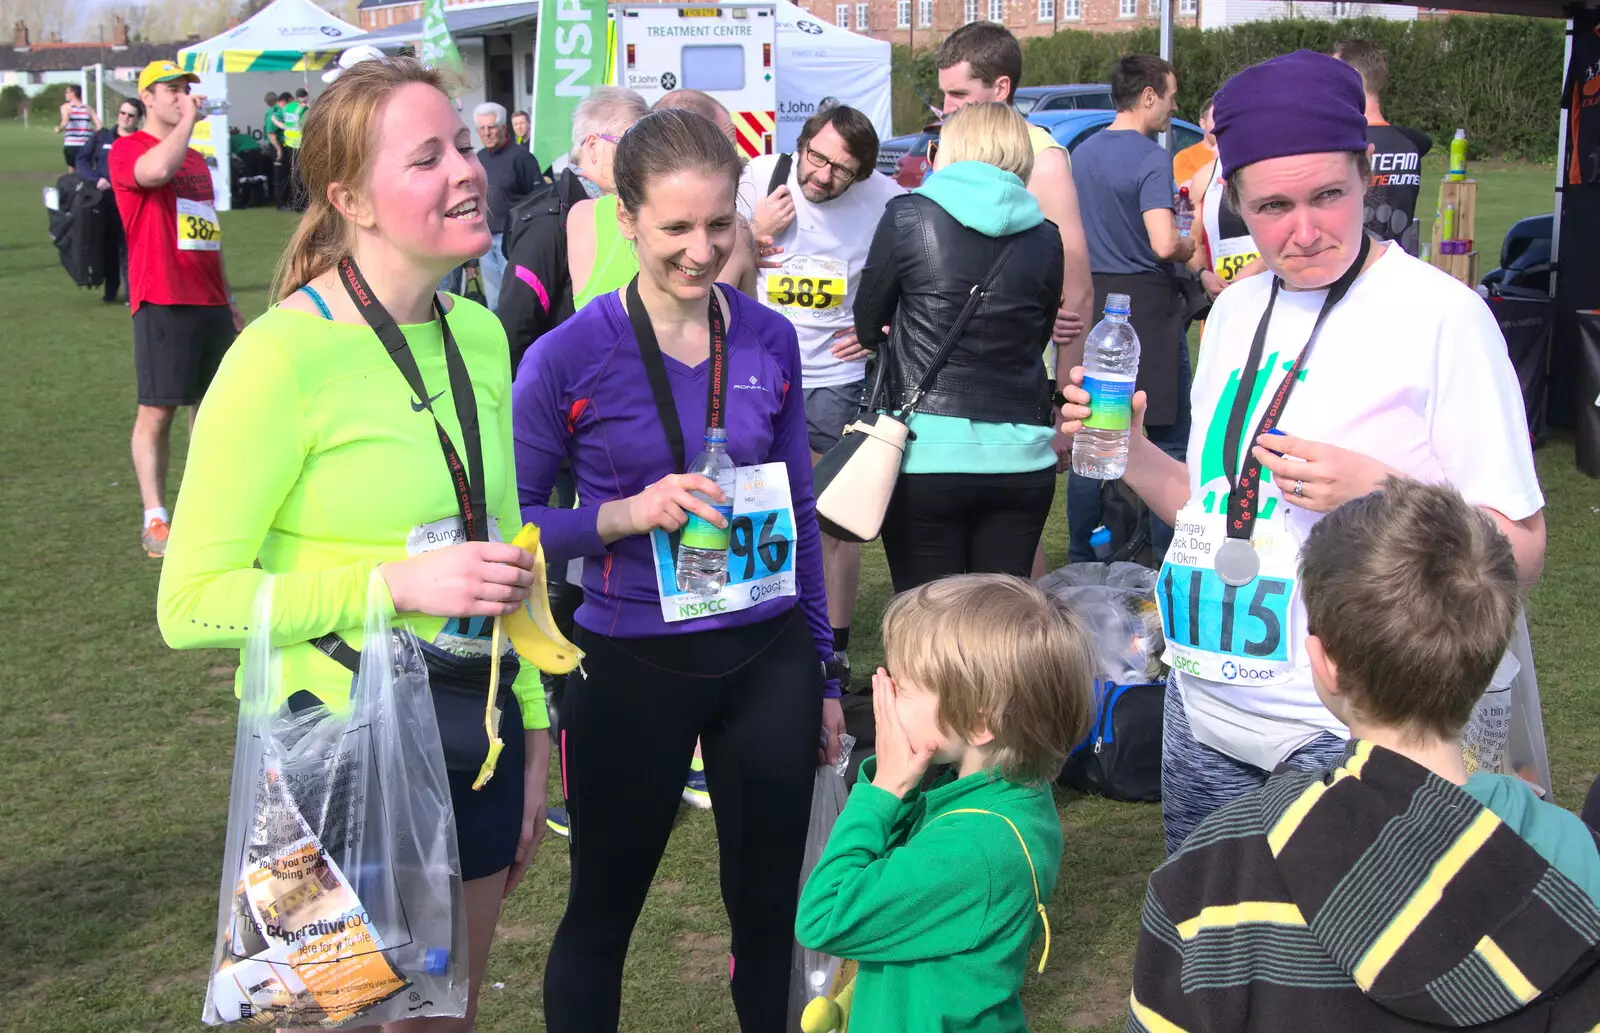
[118,110,138,119]
[803,146,858,183]
[593,132,622,145]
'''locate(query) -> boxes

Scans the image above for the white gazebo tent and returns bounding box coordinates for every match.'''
[769,0,892,151]
[175,0,363,208]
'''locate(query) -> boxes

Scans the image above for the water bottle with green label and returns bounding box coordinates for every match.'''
[1071,294,1141,480]
[676,428,736,596]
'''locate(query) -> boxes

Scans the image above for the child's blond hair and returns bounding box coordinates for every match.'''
[882,574,1095,784]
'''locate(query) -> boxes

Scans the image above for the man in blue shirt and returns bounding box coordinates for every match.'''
[1068,54,1194,563]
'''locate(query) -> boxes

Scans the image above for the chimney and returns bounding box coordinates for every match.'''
[112,15,128,48]
[12,20,28,50]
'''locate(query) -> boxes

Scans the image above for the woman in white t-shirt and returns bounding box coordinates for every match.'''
[1060,50,1546,853]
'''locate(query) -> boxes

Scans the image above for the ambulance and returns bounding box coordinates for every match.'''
[612,3,778,159]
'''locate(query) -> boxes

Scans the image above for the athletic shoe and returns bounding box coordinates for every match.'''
[545,805,570,838]
[143,517,170,558]
[682,756,711,809]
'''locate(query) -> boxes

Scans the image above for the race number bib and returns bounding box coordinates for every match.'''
[406,514,509,657]
[1157,506,1299,687]
[1212,236,1260,283]
[178,197,222,251]
[764,255,848,316]
[651,462,797,623]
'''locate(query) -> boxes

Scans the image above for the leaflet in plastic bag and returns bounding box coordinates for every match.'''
[204,574,469,1027]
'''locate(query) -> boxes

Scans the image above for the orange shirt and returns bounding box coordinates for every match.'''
[1172,141,1214,190]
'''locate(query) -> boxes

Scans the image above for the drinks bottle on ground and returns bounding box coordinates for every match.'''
[1071,293,1140,480]
[1175,186,1194,238]
[677,427,736,595]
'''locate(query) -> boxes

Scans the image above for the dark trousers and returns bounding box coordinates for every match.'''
[543,609,821,1033]
[275,146,302,210]
[99,196,125,301]
[1068,337,1192,562]
[880,468,1057,593]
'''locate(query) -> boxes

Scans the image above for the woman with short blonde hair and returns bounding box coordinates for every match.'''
[933,100,1034,183]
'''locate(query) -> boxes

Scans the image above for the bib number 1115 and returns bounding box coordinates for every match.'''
[1159,565,1291,661]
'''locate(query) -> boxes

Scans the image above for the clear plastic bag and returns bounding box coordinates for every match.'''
[1038,562,1164,684]
[204,574,469,1027]
[789,736,855,1031]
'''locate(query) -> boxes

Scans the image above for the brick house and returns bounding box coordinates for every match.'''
[1,18,193,94]
[795,0,1200,47]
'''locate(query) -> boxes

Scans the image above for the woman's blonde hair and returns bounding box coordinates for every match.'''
[882,574,1095,784]
[934,101,1034,183]
[271,57,456,301]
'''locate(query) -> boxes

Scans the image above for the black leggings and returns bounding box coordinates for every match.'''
[544,608,821,1032]
[880,468,1057,593]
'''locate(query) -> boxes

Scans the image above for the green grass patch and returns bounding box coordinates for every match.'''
[1,120,1594,1033]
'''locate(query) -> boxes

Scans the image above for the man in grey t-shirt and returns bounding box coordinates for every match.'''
[1069,54,1194,563]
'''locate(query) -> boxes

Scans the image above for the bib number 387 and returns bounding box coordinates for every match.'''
[177,197,222,251]
[651,461,797,623]
[1157,507,1299,686]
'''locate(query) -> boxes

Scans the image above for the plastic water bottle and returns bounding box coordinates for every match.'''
[1448,128,1468,182]
[1174,186,1194,238]
[1090,526,1113,560]
[1071,294,1140,480]
[676,428,736,595]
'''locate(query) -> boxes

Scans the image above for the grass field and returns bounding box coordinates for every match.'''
[2,119,1595,1033]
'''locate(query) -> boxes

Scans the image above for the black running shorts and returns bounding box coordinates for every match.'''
[133,302,236,407]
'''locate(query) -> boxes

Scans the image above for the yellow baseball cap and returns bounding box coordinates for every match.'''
[138,60,202,93]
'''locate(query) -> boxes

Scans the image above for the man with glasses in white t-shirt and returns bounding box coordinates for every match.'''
[739,104,904,687]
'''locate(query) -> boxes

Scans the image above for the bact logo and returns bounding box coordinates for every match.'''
[1220,661,1275,681]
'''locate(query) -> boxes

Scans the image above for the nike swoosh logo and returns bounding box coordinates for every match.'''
[411,390,445,412]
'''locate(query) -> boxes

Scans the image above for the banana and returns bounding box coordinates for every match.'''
[505,523,584,675]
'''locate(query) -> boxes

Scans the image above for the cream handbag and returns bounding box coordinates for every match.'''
[813,240,1020,542]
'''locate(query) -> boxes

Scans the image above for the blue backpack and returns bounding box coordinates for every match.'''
[1058,678,1164,802]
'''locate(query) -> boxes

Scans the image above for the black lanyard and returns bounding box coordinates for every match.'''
[338,256,489,543]
[1221,233,1371,544]
[624,275,729,473]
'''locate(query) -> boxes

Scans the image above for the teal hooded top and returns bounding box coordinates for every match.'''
[900,161,1057,476]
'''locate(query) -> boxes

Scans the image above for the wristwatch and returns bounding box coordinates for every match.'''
[821,653,849,686]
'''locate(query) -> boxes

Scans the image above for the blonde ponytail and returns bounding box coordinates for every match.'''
[268,56,454,302]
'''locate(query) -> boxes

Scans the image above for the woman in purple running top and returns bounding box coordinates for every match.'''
[513,108,845,1032]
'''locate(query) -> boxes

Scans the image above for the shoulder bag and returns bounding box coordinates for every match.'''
[813,239,1019,543]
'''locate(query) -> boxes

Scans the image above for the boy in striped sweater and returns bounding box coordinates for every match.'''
[1128,478,1600,1033]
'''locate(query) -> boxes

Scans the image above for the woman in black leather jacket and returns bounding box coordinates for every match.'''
[854,102,1064,592]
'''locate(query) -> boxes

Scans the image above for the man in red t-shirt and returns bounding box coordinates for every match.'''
[111,60,244,558]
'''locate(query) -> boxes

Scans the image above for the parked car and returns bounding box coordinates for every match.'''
[1012,83,1114,115]
[875,84,1110,174]
[1027,109,1205,155]
[887,110,1205,190]
[1479,213,1553,296]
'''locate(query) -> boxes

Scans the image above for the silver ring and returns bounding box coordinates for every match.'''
[1293,479,1305,498]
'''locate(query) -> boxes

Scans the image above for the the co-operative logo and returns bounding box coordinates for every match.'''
[797,19,823,33]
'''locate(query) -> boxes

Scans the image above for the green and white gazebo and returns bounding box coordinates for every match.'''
[177,0,361,75]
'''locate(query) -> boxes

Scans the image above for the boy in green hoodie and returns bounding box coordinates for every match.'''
[796,574,1095,1032]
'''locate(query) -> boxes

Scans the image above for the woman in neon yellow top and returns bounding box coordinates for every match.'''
[156,58,547,1028]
